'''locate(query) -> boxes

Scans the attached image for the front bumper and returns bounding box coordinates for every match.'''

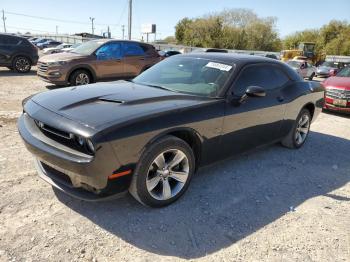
[35,160,127,201]
[37,63,69,85]
[18,106,132,200]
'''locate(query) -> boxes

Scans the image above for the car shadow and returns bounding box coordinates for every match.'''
[54,131,350,259]
[0,69,37,77]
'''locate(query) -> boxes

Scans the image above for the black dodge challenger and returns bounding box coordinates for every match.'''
[18,53,324,207]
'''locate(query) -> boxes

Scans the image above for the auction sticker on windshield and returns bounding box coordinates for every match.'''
[205,62,232,71]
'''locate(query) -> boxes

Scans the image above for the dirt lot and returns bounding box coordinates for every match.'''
[0,67,349,262]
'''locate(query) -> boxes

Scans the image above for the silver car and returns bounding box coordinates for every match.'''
[286,60,316,80]
[316,61,339,77]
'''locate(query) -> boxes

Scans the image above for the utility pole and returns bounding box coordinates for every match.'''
[121,25,125,40]
[56,25,58,35]
[2,9,6,33]
[107,26,110,38]
[89,17,95,35]
[128,0,132,40]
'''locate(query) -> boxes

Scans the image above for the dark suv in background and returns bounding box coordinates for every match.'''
[37,39,161,86]
[0,34,39,73]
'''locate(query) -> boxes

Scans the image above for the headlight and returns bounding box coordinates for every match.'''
[74,135,95,154]
[86,139,95,153]
[47,61,67,66]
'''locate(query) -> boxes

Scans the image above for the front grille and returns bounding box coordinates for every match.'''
[326,88,350,99]
[35,120,72,139]
[37,62,48,73]
[32,118,93,155]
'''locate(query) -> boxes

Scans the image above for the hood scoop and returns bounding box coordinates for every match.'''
[98,98,124,104]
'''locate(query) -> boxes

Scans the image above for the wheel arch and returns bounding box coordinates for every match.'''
[302,102,315,119]
[12,53,33,64]
[67,65,97,83]
[144,127,203,170]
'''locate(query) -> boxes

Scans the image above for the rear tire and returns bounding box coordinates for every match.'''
[69,69,91,86]
[13,56,31,73]
[129,135,195,207]
[281,108,311,149]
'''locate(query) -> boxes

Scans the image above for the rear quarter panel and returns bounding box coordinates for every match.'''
[280,81,324,137]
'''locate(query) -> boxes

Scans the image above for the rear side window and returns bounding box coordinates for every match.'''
[0,36,21,45]
[233,65,290,95]
[123,42,145,56]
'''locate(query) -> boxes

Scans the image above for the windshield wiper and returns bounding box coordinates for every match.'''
[139,83,176,92]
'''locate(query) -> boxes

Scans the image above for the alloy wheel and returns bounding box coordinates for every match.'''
[146,149,190,201]
[15,58,30,72]
[295,113,310,145]
[75,73,90,85]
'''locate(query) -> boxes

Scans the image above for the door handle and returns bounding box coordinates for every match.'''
[277,96,284,102]
[139,57,145,60]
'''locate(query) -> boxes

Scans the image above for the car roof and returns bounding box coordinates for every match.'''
[179,53,302,81]
[89,39,153,46]
[0,33,27,40]
[181,53,281,66]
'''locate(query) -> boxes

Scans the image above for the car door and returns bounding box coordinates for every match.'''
[122,42,146,77]
[221,64,290,155]
[305,62,315,78]
[0,35,16,65]
[94,42,124,79]
[300,62,308,78]
[0,35,8,64]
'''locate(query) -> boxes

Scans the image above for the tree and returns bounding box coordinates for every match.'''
[283,20,350,55]
[175,18,192,43]
[174,9,281,51]
[163,36,176,44]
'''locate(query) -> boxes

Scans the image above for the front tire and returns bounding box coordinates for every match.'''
[129,136,195,207]
[281,109,311,149]
[69,69,91,86]
[13,56,31,73]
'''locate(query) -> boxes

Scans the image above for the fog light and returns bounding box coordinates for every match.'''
[49,71,61,77]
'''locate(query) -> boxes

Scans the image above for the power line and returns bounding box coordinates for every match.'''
[4,10,118,26]
[6,25,55,34]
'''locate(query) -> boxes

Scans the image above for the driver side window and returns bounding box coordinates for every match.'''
[96,43,122,60]
[233,65,289,96]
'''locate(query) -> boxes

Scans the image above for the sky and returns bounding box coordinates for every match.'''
[1,0,350,40]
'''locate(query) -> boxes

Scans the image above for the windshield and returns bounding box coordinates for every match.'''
[320,61,337,68]
[336,67,350,77]
[286,60,301,68]
[56,44,65,49]
[133,56,234,97]
[71,41,105,55]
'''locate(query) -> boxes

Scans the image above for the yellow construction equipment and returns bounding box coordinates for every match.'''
[281,42,325,64]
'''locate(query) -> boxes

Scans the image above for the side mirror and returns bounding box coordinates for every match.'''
[245,86,266,97]
[96,51,107,60]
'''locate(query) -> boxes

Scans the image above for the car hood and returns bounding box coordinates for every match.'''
[39,52,88,62]
[323,77,350,90]
[317,66,333,71]
[30,81,213,130]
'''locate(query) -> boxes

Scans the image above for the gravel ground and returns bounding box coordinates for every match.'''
[0,67,349,262]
